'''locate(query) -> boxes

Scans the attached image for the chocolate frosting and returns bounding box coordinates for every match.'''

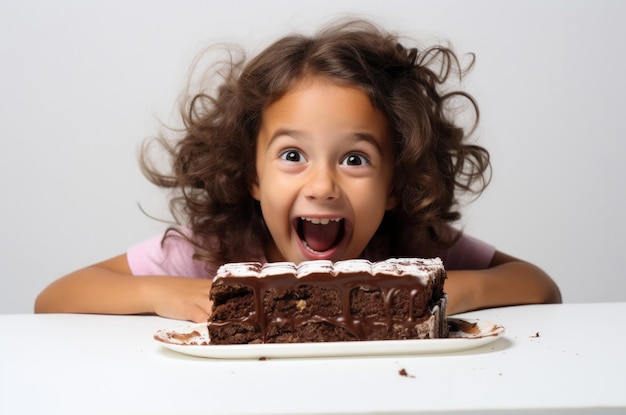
[210,258,447,342]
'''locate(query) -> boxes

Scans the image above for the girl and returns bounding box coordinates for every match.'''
[35,19,561,322]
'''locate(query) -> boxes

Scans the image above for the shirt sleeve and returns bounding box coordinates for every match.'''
[127,232,216,278]
[441,232,496,270]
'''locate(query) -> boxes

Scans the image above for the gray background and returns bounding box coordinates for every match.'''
[1,0,624,313]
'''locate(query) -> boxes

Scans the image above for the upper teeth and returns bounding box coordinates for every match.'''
[301,217,341,225]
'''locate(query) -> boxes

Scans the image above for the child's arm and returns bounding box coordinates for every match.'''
[34,254,214,323]
[444,250,562,315]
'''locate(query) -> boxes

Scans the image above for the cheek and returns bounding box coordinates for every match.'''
[353,178,393,211]
[350,181,392,238]
[256,181,290,229]
[351,190,388,230]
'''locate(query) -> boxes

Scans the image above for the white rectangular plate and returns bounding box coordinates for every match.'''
[153,318,504,359]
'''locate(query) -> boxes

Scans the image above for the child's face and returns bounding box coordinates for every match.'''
[252,77,397,264]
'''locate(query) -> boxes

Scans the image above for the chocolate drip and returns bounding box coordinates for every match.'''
[209,259,447,344]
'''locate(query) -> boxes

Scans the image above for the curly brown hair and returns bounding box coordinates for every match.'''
[140,19,491,265]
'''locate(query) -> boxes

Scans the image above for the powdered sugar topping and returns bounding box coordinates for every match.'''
[214,258,443,282]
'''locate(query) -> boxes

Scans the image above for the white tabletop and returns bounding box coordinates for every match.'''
[1,303,625,415]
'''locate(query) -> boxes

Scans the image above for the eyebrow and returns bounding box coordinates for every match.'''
[268,128,385,155]
[351,132,385,155]
[268,128,306,145]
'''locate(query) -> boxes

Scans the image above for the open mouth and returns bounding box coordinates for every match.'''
[296,217,346,253]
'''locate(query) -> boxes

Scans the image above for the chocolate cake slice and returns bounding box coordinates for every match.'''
[208,258,448,344]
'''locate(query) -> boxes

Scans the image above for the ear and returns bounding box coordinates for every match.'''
[250,181,261,201]
[385,193,399,211]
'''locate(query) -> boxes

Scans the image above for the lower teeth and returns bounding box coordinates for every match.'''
[303,241,323,253]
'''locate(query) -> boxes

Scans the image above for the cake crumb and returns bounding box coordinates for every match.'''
[398,368,415,378]
[530,332,540,338]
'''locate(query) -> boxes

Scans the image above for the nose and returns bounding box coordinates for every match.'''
[304,165,341,202]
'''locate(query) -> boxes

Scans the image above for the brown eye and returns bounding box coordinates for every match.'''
[280,150,306,163]
[342,153,368,166]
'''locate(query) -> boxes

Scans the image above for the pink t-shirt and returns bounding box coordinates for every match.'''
[127,230,496,278]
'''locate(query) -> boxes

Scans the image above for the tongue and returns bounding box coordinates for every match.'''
[301,220,341,252]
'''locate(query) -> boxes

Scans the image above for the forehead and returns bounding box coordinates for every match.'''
[260,76,391,138]
[274,75,374,107]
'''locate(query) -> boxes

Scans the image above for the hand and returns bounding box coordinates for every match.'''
[35,254,218,322]
[444,252,561,315]
[141,276,214,323]
[443,270,477,315]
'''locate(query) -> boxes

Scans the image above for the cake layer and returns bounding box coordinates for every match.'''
[208,258,448,344]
